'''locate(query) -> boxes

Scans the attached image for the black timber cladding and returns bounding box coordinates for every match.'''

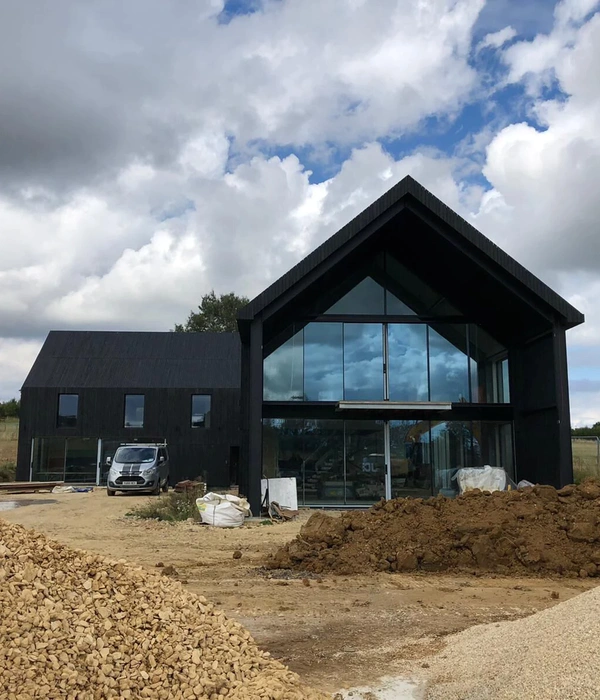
[238,175,584,328]
[23,331,241,389]
[17,331,242,486]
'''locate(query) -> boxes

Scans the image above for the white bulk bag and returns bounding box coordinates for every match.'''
[455,465,507,494]
[196,492,251,528]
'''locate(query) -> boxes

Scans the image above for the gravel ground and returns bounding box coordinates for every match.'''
[0,518,329,699]
[426,584,600,699]
[3,491,595,693]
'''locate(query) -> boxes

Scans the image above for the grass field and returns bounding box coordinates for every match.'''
[571,438,600,482]
[0,418,598,484]
[0,418,18,481]
[0,418,18,464]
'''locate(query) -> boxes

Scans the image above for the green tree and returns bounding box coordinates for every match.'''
[174,291,249,333]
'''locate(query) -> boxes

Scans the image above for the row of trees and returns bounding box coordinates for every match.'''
[572,423,600,437]
[0,399,19,419]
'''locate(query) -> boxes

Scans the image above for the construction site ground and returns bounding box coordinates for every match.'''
[1,490,597,695]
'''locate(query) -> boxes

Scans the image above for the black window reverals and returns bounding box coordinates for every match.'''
[124,394,145,428]
[191,395,211,428]
[57,394,79,428]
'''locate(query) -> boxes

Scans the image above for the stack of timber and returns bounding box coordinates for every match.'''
[0,481,64,494]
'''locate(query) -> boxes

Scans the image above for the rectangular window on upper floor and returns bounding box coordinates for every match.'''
[191,394,211,428]
[124,394,145,428]
[57,394,79,428]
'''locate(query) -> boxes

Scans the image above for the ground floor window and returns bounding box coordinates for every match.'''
[31,437,98,483]
[262,418,514,506]
[31,436,166,484]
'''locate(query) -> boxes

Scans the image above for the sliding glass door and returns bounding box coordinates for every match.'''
[345,420,386,504]
[264,418,515,505]
[388,420,433,499]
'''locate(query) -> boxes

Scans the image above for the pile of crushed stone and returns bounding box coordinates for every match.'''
[0,519,329,700]
[270,481,600,577]
[425,584,600,699]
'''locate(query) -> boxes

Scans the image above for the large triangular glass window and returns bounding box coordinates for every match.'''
[324,276,417,315]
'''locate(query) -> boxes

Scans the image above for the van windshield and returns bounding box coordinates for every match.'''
[114,447,156,464]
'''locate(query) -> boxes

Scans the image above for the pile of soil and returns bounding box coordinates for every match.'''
[269,482,600,577]
[0,519,329,699]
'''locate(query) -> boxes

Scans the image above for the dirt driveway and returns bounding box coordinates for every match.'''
[1,490,596,694]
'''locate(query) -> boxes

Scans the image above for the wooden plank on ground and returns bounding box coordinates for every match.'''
[0,481,64,493]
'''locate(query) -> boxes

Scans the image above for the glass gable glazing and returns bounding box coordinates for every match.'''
[264,322,510,404]
[263,270,510,405]
[326,277,385,315]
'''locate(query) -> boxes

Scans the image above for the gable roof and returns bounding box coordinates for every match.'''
[238,175,583,328]
[22,331,241,390]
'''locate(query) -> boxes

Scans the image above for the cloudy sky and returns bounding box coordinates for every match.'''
[1,0,600,425]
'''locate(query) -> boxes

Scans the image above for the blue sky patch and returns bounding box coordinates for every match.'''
[217,0,262,24]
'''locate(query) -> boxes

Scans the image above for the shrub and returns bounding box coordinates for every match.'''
[0,462,16,483]
[127,489,204,522]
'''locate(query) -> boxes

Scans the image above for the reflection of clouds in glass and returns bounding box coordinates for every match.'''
[305,323,343,400]
[264,332,304,400]
[429,351,468,401]
[344,324,383,400]
[264,322,472,403]
[429,328,469,401]
[388,324,428,401]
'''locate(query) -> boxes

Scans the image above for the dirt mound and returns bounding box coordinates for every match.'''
[269,481,600,577]
[0,519,329,699]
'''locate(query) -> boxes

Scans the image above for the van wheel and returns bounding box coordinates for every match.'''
[152,481,161,496]
[107,488,116,497]
[161,478,168,493]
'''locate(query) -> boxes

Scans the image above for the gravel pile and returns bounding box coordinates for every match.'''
[425,585,600,699]
[0,519,329,700]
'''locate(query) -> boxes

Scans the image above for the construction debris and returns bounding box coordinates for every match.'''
[0,519,329,699]
[173,479,206,495]
[268,501,299,522]
[52,485,93,494]
[270,481,600,577]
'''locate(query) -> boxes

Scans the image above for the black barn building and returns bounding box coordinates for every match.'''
[17,331,241,487]
[237,176,584,512]
[18,177,583,512]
